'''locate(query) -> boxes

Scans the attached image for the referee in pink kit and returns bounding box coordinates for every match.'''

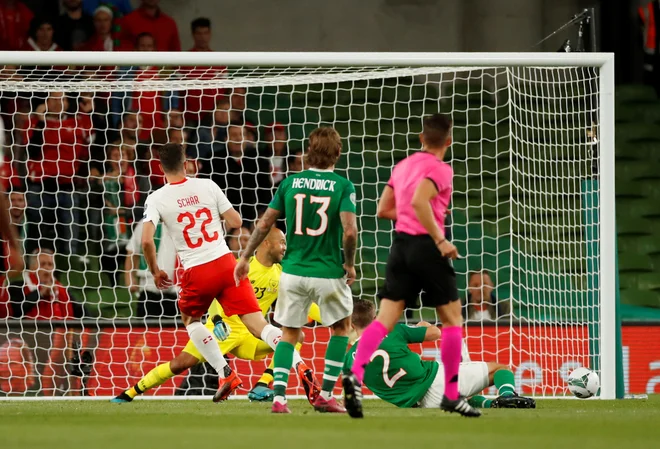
[343,114,480,418]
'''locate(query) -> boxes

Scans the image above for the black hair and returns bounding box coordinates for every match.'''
[191,17,211,32]
[422,114,453,148]
[158,143,185,173]
[135,32,155,48]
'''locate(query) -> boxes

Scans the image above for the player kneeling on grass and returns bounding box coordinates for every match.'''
[112,228,322,404]
[343,300,536,410]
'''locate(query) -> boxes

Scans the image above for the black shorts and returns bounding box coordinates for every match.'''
[378,232,459,308]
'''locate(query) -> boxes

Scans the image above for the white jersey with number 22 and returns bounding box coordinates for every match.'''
[143,177,232,270]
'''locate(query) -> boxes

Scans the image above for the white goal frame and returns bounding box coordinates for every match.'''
[0,51,616,400]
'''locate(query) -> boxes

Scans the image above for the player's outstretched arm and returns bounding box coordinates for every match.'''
[417,322,441,342]
[376,185,396,221]
[411,179,458,259]
[234,207,281,285]
[242,208,280,259]
[141,221,172,289]
[221,207,242,230]
[399,322,441,344]
[340,211,358,286]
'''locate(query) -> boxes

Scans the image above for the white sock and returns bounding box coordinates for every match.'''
[260,324,303,368]
[320,390,333,400]
[187,321,228,378]
[260,324,283,351]
[293,350,303,367]
[274,395,286,405]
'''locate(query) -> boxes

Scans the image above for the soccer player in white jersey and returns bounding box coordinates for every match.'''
[142,143,291,402]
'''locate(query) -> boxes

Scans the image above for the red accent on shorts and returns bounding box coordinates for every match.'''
[178,253,260,318]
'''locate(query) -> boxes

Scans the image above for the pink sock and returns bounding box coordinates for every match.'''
[441,326,463,400]
[352,320,389,382]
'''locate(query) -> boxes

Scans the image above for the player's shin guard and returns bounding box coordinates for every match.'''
[468,395,492,408]
[186,321,228,377]
[257,362,275,386]
[260,324,283,351]
[272,341,295,404]
[494,369,516,396]
[440,326,462,401]
[351,320,388,382]
[321,335,349,400]
[136,362,175,395]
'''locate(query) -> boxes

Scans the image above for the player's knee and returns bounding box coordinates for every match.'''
[297,332,305,344]
[171,353,199,374]
[241,312,266,337]
[437,300,462,327]
[487,362,508,377]
[182,314,201,327]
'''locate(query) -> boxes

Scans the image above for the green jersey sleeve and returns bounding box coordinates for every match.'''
[339,181,357,213]
[343,344,356,374]
[268,179,287,211]
[394,324,428,344]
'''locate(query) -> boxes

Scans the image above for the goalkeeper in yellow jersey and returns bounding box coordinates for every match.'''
[111,228,322,403]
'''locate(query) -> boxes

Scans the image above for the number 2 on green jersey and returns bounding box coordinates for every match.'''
[372,349,407,388]
[293,193,330,236]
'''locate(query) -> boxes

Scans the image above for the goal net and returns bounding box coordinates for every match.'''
[0,53,615,399]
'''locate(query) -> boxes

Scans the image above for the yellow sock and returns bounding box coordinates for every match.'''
[257,359,275,386]
[132,362,175,396]
[294,342,303,352]
[125,387,139,399]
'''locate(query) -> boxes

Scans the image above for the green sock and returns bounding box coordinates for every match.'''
[494,369,516,397]
[272,341,295,403]
[321,335,349,399]
[468,395,492,408]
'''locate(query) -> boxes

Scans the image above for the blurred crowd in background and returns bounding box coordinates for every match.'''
[0,0,504,324]
[0,0,309,319]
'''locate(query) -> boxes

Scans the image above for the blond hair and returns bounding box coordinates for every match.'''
[305,127,342,169]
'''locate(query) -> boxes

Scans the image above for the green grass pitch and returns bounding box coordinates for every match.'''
[1,397,658,449]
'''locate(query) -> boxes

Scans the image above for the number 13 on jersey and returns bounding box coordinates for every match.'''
[293,194,330,236]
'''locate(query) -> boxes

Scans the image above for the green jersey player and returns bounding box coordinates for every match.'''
[235,127,358,414]
[344,300,536,410]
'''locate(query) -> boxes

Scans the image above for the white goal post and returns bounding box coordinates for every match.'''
[0,52,616,400]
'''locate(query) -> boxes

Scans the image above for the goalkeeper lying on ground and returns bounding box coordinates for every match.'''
[343,299,536,409]
[112,228,322,403]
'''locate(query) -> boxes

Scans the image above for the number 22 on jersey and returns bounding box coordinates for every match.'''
[177,207,219,249]
[293,194,330,236]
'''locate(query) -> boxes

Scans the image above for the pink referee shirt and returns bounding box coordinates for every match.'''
[387,151,453,236]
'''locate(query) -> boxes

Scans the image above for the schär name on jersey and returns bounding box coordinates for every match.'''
[292,177,336,191]
[177,196,200,208]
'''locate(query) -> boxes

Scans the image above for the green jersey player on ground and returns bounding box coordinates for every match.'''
[235,127,358,414]
[344,300,536,410]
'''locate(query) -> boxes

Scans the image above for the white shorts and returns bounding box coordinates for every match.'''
[274,272,353,328]
[419,362,490,408]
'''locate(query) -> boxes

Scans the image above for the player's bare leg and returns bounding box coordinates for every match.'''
[312,317,350,413]
[180,313,239,402]
[436,301,480,417]
[112,352,200,403]
[344,299,404,418]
